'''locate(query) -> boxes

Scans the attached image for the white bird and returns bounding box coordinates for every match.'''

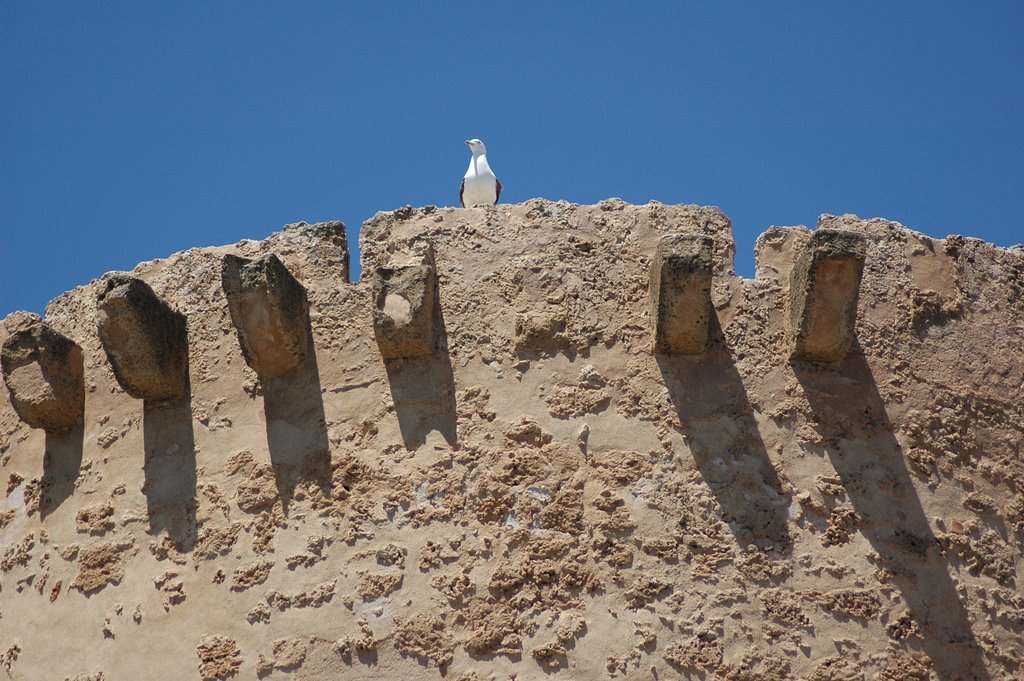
[460,138,502,207]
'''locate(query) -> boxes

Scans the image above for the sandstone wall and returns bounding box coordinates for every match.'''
[1,201,1022,680]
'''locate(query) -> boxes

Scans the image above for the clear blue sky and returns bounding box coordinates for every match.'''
[2,2,1022,315]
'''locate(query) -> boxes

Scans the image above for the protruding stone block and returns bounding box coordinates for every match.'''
[515,310,569,354]
[222,254,310,380]
[788,229,867,362]
[372,247,437,360]
[96,276,188,401]
[1,322,84,432]
[649,234,714,354]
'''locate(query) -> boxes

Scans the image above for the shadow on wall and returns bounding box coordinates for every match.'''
[382,294,457,450]
[656,313,793,553]
[793,347,990,681]
[263,323,331,516]
[143,367,197,552]
[40,423,84,519]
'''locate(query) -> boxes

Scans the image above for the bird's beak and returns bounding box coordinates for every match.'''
[464,140,471,146]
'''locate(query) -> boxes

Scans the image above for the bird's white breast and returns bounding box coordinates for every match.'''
[463,154,498,207]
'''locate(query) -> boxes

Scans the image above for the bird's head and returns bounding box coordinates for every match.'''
[465,138,487,155]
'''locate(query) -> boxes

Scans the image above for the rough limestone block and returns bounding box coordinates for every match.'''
[222,253,310,380]
[788,229,867,362]
[96,276,188,401]
[1,322,84,432]
[3,311,43,335]
[649,234,714,354]
[514,310,569,354]
[372,248,437,360]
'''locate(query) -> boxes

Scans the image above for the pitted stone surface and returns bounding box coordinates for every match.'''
[1,321,84,431]
[96,275,188,401]
[649,234,714,354]
[1,204,1022,681]
[277,220,351,283]
[221,253,310,380]
[371,246,437,360]
[2,311,43,335]
[788,228,867,362]
[514,310,569,354]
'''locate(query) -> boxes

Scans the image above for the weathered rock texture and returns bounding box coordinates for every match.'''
[788,229,867,362]
[96,275,188,401]
[1,321,84,432]
[650,234,714,354]
[221,253,310,380]
[371,244,438,359]
[1,200,1023,681]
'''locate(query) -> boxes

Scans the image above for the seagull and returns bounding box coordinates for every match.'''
[460,138,502,207]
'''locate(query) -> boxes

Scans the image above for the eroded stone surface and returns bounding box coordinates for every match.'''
[2,311,43,335]
[788,228,867,362]
[371,245,437,359]
[96,275,188,401]
[221,253,309,380]
[1,204,1022,681]
[196,635,242,680]
[1,321,84,431]
[515,310,569,354]
[649,234,714,354]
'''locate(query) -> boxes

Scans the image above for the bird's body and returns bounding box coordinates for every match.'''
[460,138,502,207]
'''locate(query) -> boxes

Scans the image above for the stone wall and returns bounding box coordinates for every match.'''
[1,201,1022,680]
